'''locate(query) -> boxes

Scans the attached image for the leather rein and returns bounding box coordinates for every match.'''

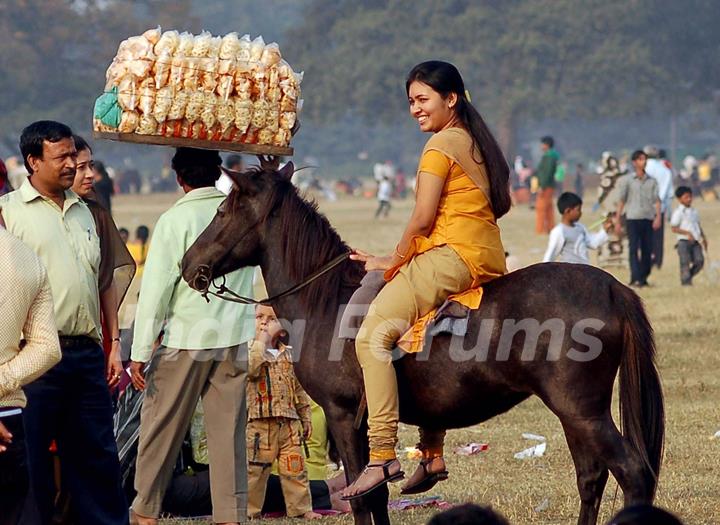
[192,251,351,306]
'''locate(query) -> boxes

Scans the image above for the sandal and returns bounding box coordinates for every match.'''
[341,460,405,501]
[400,459,448,495]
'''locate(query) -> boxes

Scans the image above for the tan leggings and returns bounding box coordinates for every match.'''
[355,245,473,461]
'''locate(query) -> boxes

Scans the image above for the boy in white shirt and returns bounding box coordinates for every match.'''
[543,192,610,265]
[670,186,707,285]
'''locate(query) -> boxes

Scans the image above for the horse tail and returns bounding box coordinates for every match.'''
[614,283,665,499]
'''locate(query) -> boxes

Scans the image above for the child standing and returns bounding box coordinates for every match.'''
[670,186,707,285]
[246,305,321,519]
[543,192,610,264]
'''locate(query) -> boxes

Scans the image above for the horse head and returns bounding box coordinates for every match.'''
[181,160,295,292]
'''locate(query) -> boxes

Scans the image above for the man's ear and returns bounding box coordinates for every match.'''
[26,154,40,175]
[278,161,294,181]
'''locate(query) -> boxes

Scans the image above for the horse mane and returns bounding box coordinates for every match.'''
[230,168,365,312]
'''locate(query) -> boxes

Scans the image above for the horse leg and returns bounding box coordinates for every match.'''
[562,420,610,525]
[324,406,389,525]
[561,415,651,522]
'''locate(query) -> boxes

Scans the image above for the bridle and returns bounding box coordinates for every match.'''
[188,203,351,305]
[192,251,351,305]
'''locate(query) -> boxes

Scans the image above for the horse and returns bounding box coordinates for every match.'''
[181,163,664,525]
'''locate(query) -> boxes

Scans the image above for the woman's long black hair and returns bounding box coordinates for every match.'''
[406,61,511,218]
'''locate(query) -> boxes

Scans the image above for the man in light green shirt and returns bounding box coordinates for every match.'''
[0,120,127,525]
[129,148,254,525]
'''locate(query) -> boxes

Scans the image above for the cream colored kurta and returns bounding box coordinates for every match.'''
[0,179,102,341]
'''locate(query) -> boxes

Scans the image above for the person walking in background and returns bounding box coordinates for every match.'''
[127,225,150,282]
[375,175,393,218]
[0,159,12,197]
[614,150,661,287]
[0,226,61,525]
[574,163,585,197]
[0,120,128,525]
[670,186,707,286]
[542,192,609,264]
[92,160,115,212]
[535,135,559,234]
[644,146,674,269]
[129,148,255,525]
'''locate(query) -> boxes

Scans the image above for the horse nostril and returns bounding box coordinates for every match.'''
[191,265,213,292]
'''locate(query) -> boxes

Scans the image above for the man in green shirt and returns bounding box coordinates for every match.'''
[129,148,254,525]
[0,120,127,525]
[535,135,559,234]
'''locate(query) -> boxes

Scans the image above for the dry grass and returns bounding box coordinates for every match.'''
[114,191,720,525]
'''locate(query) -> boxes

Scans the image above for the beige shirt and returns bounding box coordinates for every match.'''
[0,179,102,341]
[0,228,61,408]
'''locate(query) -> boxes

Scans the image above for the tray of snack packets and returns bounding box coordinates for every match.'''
[93,27,301,155]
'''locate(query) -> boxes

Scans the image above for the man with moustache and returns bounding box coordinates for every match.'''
[0,121,127,525]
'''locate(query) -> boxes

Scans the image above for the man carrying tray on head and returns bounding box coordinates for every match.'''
[128,148,255,525]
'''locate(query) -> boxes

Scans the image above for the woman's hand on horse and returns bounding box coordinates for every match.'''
[350,250,395,271]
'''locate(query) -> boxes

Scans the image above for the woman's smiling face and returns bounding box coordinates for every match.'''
[408,80,457,133]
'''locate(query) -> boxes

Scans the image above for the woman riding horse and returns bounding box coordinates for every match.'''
[342,61,512,500]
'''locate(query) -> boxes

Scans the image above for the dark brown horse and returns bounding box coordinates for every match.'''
[181,164,664,525]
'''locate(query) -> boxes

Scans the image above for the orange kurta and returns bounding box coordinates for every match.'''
[387,134,507,352]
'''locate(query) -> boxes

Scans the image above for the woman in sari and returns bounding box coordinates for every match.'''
[72,135,136,387]
[342,61,511,500]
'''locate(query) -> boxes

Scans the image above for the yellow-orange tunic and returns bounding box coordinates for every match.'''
[387,128,507,351]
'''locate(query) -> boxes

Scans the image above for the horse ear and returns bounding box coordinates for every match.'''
[279,161,294,181]
[222,167,253,193]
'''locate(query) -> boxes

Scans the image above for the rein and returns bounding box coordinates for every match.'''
[192,251,351,306]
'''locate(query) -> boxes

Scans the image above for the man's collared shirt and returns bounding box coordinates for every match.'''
[616,172,660,221]
[0,179,102,341]
[670,204,702,242]
[130,187,255,362]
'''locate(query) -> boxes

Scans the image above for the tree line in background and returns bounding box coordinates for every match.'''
[0,0,717,168]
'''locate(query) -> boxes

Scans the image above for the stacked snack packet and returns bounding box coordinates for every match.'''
[94,27,302,148]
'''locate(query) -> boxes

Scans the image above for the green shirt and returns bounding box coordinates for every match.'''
[536,149,559,189]
[0,179,102,341]
[130,187,255,362]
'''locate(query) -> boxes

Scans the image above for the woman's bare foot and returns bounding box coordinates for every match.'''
[302,510,323,519]
[400,456,448,495]
[340,459,403,500]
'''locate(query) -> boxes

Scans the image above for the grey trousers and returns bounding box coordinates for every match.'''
[677,240,704,285]
[132,345,248,523]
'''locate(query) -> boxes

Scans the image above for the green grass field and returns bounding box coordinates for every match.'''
[114,191,720,525]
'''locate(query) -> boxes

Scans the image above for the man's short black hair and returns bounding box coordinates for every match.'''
[20,120,74,174]
[428,504,509,525]
[631,150,647,162]
[73,134,92,154]
[675,186,692,199]
[541,135,554,148]
[225,154,243,170]
[171,148,222,188]
[557,191,582,214]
